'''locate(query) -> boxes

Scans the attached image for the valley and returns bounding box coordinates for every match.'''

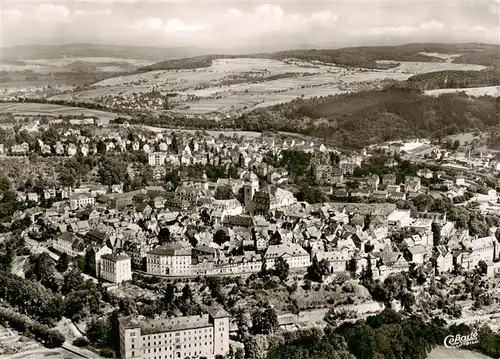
[10,56,486,116]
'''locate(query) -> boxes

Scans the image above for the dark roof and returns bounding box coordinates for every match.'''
[101,253,130,262]
[205,306,229,319]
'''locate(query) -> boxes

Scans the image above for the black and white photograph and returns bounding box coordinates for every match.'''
[1,1,500,358]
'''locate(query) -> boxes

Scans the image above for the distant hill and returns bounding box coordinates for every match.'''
[138,43,500,72]
[1,43,209,61]
[64,60,136,72]
[64,61,98,72]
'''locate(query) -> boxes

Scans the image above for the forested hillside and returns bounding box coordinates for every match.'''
[407,69,500,90]
[453,47,500,67]
[240,86,500,148]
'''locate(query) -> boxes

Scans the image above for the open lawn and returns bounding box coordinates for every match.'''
[0,102,120,120]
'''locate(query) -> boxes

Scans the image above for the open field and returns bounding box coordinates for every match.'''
[45,57,488,115]
[0,102,120,120]
[419,52,462,62]
[376,60,485,73]
[425,85,500,97]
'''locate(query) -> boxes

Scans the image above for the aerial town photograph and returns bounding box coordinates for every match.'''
[2,0,500,358]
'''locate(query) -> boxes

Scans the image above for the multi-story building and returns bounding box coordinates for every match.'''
[432,245,453,273]
[100,254,132,284]
[148,153,167,167]
[315,165,344,186]
[119,307,230,359]
[146,243,193,275]
[315,250,350,274]
[85,245,113,277]
[69,193,95,211]
[263,244,311,270]
[468,236,495,267]
[252,185,296,215]
[53,232,85,257]
[404,176,422,193]
[175,187,203,207]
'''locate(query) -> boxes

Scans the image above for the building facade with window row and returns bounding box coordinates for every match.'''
[119,307,229,359]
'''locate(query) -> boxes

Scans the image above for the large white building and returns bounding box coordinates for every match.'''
[146,243,193,275]
[387,210,412,228]
[100,254,133,284]
[468,236,495,267]
[149,153,167,167]
[119,307,230,359]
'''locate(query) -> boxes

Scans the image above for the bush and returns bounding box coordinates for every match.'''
[99,349,115,358]
[73,337,90,347]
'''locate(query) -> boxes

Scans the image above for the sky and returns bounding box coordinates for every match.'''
[1,0,499,50]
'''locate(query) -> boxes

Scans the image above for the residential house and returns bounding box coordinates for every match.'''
[404,176,421,193]
[456,175,466,186]
[53,232,85,257]
[27,192,39,203]
[366,175,380,190]
[44,189,57,200]
[432,245,453,273]
[263,244,310,270]
[417,168,433,179]
[315,250,349,274]
[467,236,495,267]
[382,173,397,186]
[407,245,428,265]
[148,152,167,167]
